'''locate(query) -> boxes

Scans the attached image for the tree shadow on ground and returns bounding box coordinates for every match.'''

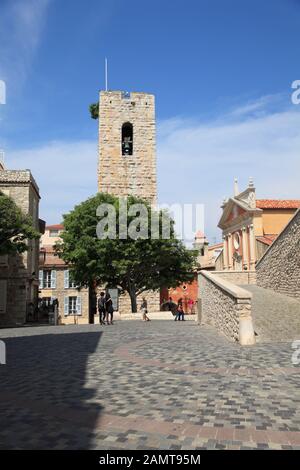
[0,330,103,449]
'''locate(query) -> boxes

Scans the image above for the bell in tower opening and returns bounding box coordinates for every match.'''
[122,122,133,155]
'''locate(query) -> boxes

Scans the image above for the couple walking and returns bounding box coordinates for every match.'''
[98,292,114,325]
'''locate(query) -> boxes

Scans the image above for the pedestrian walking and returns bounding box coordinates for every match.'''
[140,297,150,321]
[105,292,114,324]
[98,292,106,325]
[174,303,185,321]
[188,298,194,314]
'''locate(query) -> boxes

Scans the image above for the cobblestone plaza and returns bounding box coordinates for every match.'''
[1,321,299,450]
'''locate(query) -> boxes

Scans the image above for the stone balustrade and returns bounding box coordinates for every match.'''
[198,270,255,345]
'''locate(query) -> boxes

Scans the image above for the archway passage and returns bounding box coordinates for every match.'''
[122,122,133,155]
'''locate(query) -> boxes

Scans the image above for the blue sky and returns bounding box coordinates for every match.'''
[0,0,300,242]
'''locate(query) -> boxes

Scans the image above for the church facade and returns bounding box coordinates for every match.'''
[218,178,300,271]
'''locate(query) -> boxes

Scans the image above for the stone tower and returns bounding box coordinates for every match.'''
[98,91,157,203]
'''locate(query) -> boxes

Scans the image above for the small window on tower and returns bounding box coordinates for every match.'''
[122,122,133,155]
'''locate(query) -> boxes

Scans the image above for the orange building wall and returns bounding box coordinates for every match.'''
[261,209,296,235]
[160,275,198,313]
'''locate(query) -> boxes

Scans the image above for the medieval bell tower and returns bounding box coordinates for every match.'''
[98,91,157,204]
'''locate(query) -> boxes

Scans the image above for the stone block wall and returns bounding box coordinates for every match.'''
[256,209,300,299]
[211,271,257,285]
[0,253,28,326]
[0,170,41,325]
[118,290,160,315]
[198,271,255,345]
[98,91,157,204]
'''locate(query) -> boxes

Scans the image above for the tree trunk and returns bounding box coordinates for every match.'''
[88,282,96,324]
[129,289,137,313]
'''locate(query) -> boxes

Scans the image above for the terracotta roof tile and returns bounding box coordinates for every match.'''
[256,234,278,246]
[46,224,64,230]
[256,200,300,209]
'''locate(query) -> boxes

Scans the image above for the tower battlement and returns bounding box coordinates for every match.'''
[98,90,157,203]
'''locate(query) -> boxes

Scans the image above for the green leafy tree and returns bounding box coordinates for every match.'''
[89,102,99,120]
[56,193,198,313]
[0,191,40,255]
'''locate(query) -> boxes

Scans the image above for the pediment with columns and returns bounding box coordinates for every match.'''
[218,197,262,230]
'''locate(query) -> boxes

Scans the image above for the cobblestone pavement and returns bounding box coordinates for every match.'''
[0,321,300,450]
[241,285,300,343]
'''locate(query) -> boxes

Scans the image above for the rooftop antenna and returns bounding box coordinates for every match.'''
[234,177,239,197]
[105,57,108,91]
[0,149,5,170]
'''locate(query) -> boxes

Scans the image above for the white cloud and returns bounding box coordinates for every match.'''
[7,140,98,224]
[5,94,300,242]
[0,0,50,86]
[157,97,300,241]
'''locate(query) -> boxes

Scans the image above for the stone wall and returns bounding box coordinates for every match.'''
[98,91,157,204]
[198,271,255,345]
[210,271,257,285]
[118,290,160,315]
[256,208,300,299]
[0,253,28,326]
[0,170,40,326]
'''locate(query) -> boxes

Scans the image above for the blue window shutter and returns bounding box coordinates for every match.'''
[39,270,43,288]
[64,270,69,289]
[76,296,82,315]
[64,296,69,316]
[51,270,56,289]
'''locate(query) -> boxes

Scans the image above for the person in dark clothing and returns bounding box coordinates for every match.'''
[105,292,114,325]
[98,292,106,325]
[174,303,185,321]
[178,304,185,321]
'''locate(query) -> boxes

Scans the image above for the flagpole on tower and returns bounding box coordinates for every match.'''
[105,57,108,91]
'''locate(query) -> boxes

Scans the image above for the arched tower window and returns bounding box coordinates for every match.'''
[122,122,133,155]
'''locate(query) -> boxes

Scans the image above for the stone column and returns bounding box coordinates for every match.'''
[249,224,256,270]
[242,226,248,270]
[223,235,228,270]
[228,233,233,270]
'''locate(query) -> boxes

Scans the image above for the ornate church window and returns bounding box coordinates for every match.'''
[122,122,133,155]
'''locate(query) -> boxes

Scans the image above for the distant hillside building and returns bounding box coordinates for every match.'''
[218,178,300,271]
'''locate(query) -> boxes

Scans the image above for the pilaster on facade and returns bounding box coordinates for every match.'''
[249,224,256,269]
[242,226,249,270]
[223,235,228,270]
[227,233,233,270]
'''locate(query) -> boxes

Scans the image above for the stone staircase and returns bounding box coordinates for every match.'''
[240,285,300,343]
